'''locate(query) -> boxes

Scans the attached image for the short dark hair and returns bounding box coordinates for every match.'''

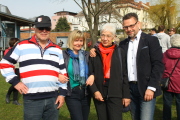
[123,13,138,21]
[151,28,157,33]
[158,25,165,32]
[9,38,19,47]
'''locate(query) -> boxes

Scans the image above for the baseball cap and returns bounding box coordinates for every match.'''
[169,28,176,32]
[35,15,51,28]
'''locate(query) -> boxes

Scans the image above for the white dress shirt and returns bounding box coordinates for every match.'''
[127,30,141,82]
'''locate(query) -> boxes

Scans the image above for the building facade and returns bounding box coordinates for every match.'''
[0,4,34,58]
[52,0,154,32]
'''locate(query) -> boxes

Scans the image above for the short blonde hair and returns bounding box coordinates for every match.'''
[67,30,86,50]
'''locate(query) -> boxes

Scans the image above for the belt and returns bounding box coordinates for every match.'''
[72,85,86,90]
[129,81,138,84]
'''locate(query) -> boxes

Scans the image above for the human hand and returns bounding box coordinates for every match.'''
[58,74,69,83]
[144,89,154,101]
[90,48,96,57]
[86,75,94,86]
[94,91,104,101]
[55,96,65,109]
[122,98,131,107]
[14,82,28,94]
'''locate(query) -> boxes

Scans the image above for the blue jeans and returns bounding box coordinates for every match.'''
[130,83,156,120]
[163,90,180,120]
[65,86,91,120]
[23,97,59,120]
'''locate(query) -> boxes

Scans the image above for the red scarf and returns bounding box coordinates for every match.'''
[99,43,115,79]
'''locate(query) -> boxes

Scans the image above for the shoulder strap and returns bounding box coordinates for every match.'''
[169,58,180,77]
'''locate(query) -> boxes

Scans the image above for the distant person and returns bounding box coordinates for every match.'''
[87,41,92,48]
[168,28,176,37]
[157,25,171,53]
[59,30,94,120]
[0,15,67,120]
[114,35,120,44]
[58,40,64,47]
[162,34,180,120]
[4,38,20,105]
[150,28,157,37]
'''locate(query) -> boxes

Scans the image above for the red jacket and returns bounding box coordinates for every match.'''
[4,47,12,55]
[163,48,180,93]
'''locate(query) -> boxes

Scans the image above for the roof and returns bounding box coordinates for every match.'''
[54,11,77,15]
[75,11,84,17]
[20,28,35,31]
[0,11,34,26]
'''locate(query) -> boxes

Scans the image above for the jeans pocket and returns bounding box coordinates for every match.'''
[24,99,34,105]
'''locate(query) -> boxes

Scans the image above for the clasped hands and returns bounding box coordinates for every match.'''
[58,74,94,86]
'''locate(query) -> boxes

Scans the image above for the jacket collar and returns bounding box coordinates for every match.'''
[95,43,118,54]
[136,32,146,62]
[64,48,88,56]
[124,32,146,62]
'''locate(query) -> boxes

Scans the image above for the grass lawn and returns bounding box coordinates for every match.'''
[0,74,178,120]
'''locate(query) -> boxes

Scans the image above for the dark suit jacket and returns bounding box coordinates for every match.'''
[119,32,164,97]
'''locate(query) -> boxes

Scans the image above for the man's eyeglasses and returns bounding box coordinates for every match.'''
[123,21,138,30]
[37,27,51,31]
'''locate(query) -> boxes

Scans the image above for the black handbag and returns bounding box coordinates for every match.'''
[161,58,180,90]
[161,77,170,90]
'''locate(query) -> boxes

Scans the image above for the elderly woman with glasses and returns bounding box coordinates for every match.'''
[59,30,94,120]
[88,23,130,120]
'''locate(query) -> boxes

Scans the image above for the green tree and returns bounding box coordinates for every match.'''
[53,17,70,32]
[148,0,179,29]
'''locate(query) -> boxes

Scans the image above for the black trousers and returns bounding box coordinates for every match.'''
[65,86,91,120]
[6,69,20,100]
[93,86,123,120]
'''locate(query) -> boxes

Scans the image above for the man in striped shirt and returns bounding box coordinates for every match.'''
[0,15,68,120]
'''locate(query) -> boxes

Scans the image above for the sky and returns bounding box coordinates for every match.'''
[0,0,149,19]
[0,0,82,19]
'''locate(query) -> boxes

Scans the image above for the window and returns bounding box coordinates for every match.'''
[1,6,6,13]
[74,27,78,30]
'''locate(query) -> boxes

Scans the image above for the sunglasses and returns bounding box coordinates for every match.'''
[37,27,51,31]
[123,21,138,30]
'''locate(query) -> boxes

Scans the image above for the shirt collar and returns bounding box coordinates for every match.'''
[128,30,142,41]
[136,30,142,41]
[35,36,50,45]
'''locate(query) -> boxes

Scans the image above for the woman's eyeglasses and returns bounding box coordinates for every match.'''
[100,34,113,38]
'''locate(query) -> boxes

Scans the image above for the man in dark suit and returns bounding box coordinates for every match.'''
[120,13,164,120]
